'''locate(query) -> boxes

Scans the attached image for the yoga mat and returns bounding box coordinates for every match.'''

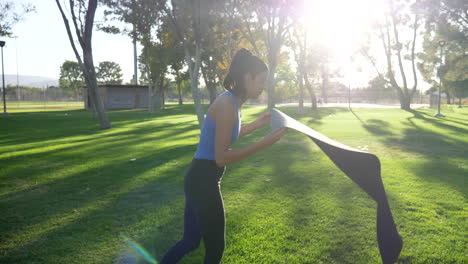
[270,108,403,264]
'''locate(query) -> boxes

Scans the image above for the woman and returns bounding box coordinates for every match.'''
[159,48,288,264]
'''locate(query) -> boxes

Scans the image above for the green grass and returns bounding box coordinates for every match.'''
[0,104,466,263]
[4,101,84,113]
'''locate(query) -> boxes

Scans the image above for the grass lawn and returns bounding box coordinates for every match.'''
[5,101,84,113]
[0,104,466,264]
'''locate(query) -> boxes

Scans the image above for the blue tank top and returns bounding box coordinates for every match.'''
[194,91,241,160]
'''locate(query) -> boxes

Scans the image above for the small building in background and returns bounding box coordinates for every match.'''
[84,84,149,110]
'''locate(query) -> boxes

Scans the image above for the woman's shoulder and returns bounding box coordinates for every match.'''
[209,92,237,121]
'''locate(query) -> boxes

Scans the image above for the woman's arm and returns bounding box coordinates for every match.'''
[239,112,270,138]
[212,100,287,167]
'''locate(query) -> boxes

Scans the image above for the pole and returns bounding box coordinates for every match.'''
[1,41,7,115]
[14,36,20,102]
[133,24,138,85]
[348,83,351,109]
[435,40,445,117]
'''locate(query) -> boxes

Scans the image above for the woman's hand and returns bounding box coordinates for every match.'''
[255,111,271,127]
[263,127,288,145]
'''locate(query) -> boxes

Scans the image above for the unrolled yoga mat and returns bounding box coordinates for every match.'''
[270,108,403,264]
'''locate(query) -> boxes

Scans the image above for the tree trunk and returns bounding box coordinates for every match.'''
[321,66,329,104]
[267,50,279,109]
[399,93,411,110]
[298,71,304,111]
[185,44,205,129]
[304,73,317,110]
[162,85,165,110]
[83,48,110,129]
[148,84,154,113]
[446,90,451,104]
[458,97,462,108]
[55,0,110,129]
[75,87,79,102]
[208,83,216,105]
[177,82,183,105]
[201,66,217,105]
[154,83,162,110]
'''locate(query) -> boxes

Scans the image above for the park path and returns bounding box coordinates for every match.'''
[248,102,429,109]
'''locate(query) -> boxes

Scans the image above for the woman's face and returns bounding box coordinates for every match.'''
[245,71,268,99]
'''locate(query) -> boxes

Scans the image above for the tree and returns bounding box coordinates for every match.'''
[59,60,84,101]
[304,43,334,109]
[139,41,170,110]
[361,0,422,110]
[169,41,188,105]
[417,0,467,106]
[100,0,165,113]
[287,2,308,111]
[367,76,389,103]
[446,79,468,107]
[199,12,244,105]
[162,0,217,129]
[274,52,296,103]
[224,0,293,109]
[137,16,183,111]
[96,61,123,84]
[0,1,35,37]
[173,71,190,105]
[55,0,110,129]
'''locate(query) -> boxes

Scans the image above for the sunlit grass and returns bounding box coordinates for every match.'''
[0,104,466,263]
[5,101,84,113]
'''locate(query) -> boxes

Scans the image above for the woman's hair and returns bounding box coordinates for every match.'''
[223,48,268,100]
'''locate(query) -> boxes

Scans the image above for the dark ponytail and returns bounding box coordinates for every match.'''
[223,48,268,101]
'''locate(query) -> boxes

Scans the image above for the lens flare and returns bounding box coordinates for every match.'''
[121,234,158,264]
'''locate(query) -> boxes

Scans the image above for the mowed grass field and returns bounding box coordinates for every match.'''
[4,101,84,113]
[0,104,466,263]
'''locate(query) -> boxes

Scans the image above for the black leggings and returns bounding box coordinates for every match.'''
[160,159,226,264]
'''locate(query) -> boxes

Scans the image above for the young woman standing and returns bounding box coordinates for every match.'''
[159,48,288,264]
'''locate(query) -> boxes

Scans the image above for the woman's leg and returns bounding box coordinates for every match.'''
[158,195,202,264]
[160,160,226,264]
[191,179,226,264]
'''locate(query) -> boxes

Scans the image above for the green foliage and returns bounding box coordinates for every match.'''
[446,79,468,99]
[275,52,297,102]
[96,61,123,84]
[417,0,467,100]
[59,60,84,99]
[59,60,83,88]
[0,1,35,37]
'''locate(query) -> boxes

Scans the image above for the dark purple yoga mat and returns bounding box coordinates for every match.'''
[270,108,403,264]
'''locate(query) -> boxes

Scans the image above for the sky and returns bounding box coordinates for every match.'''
[2,0,142,82]
[1,0,431,91]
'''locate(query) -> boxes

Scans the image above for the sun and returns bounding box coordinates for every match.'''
[302,0,384,66]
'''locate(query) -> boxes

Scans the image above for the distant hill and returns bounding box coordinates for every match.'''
[1,74,59,88]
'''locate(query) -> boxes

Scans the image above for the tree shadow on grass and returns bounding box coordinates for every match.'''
[362,119,395,136]
[0,121,199,191]
[222,126,383,263]
[0,104,199,148]
[350,109,467,197]
[406,109,468,135]
[271,136,383,264]
[0,142,194,263]
[0,106,205,263]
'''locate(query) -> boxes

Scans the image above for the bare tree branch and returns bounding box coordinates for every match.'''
[361,48,389,85]
[55,0,84,67]
[410,14,419,92]
[390,1,408,91]
[83,0,97,48]
[69,0,84,48]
